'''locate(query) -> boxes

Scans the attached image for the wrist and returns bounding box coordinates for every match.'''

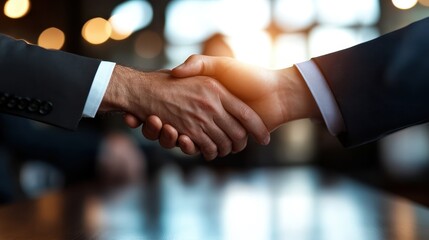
[277,66,321,122]
[99,65,138,114]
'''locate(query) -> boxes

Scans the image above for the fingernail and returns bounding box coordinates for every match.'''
[263,135,270,145]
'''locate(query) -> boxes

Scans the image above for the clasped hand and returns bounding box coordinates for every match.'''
[120,55,320,160]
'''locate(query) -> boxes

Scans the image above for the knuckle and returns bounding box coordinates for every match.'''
[202,144,217,157]
[196,98,218,114]
[231,128,247,142]
[201,77,221,92]
[239,106,253,122]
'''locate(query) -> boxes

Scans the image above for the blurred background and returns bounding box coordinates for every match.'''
[1,0,429,231]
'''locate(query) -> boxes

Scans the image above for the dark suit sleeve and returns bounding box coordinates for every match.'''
[312,17,429,147]
[0,34,101,130]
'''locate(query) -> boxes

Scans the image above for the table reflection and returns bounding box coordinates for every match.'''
[1,166,429,239]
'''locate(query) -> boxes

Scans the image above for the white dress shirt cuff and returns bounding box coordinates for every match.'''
[82,61,116,118]
[295,60,345,136]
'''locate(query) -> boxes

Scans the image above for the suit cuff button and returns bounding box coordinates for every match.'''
[6,96,17,109]
[0,93,10,107]
[28,99,41,112]
[39,101,53,115]
[17,97,30,110]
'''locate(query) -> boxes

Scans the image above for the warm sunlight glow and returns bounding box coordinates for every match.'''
[392,0,418,9]
[82,17,112,45]
[215,0,270,35]
[4,0,30,19]
[38,27,65,50]
[226,31,272,68]
[274,34,307,68]
[110,0,153,40]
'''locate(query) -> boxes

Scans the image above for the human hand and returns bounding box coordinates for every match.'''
[143,55,321,154]
[173,55,288,130]
[100,65,270,160]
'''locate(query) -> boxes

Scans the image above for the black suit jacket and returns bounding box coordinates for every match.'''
[0,34,100,130]
[313,17,429,147]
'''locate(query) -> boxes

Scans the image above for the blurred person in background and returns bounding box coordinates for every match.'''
[0,114,146,204]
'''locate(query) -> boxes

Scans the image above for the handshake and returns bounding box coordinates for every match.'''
[100,55,321,160]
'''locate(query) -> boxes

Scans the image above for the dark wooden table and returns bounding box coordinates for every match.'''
[1,166,429,240]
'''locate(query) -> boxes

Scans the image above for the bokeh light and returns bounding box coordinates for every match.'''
[109,15,132,41]
[392,0,418,9]
[82,17,112,45]
[165,1,218,45]
[380,125,429,178]
[317,0,380,26]
[110,0,153,40]
[134,31,163,59]
[274,0,316,31]
[309,26,358,57]
[4,0,30,19]
[215,0,270,35]
[38,27,65,50]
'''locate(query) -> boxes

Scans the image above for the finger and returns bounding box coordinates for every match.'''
[172,55,228,78]
[221,92,270,146]
[159,124,179,149]
[177,135,199,155]
[123,113,142,128]
[142,115,163,141]
[192,132,218,161]
[201,123,232,158]
[213,113,248,153]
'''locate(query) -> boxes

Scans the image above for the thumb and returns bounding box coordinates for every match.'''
[172,54,217,78]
